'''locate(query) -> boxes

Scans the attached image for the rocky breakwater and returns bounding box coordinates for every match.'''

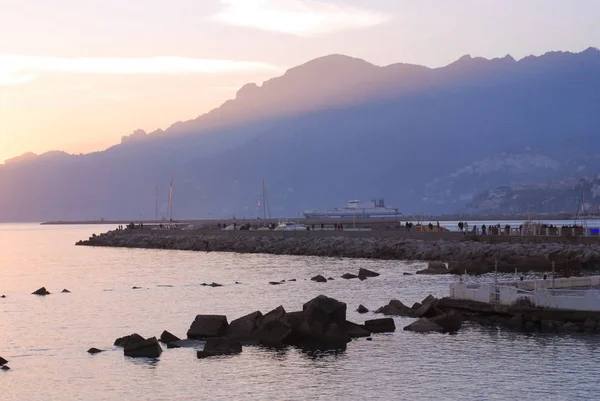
[77,230,600,274]
[374,294,600,335]
[102,295,395,360]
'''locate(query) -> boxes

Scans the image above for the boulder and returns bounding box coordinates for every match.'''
[254,319,291,347]
[159,330,180,344]
[197,338,242,358]
[32,287,50,296]
[114,333,145,347]
[1,295,5,298]
[375,300,412,317]
[87,348,103,354]
[327,277,335,281]
[311,275,327,283]
[187,315,229,339]
[416,262,448,275]
[431,311,462,333]
[319,323,350,350]
[448,260,489,275]
[1,366,9,371]
[358,268,380,279]
[411,295,439,318]
[0,356,7,366]
[403,318,444,333]
[225,311,263,344]
[124,336,163,358]
[357,304,369,314]
[364,318,396,333]
[61,289,71,293]
[303,295,347,327]
[344,321,371,338]
[341,273,358,279]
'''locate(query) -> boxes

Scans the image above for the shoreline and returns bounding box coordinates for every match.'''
[76,228,600,273]
[40,213,589,226]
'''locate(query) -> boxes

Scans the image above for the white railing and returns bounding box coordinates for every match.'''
[450,282,600,311]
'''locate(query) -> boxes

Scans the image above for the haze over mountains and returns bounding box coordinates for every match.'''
[2,48,600,222]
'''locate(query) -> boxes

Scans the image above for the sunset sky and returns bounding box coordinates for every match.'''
[1,0,599,163]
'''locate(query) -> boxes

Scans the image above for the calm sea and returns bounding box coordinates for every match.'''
[1,223,600,400]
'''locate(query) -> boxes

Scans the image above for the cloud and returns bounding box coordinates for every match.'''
[212,0,389,36]
[0,55,281,86]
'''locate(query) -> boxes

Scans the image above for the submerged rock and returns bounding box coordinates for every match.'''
[358,268,380,279]
[0,356,7,366]
[1,366,9,371]
[357,304,369,314]
[310,275,327,283]
[197,338,242,358]
[341,273,358,280]
[87,348,103,354]
[124,337,163,358]
[61,289,71,293]
[32,287,50,296]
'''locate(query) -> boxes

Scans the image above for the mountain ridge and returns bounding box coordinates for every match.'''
[2,47,600,222]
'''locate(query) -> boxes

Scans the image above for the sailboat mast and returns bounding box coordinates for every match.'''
[169,174,173,221]
[155,185,158,223]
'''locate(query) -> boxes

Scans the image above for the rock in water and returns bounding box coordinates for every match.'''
[344,321,371,338]
[187,315,229,339]
[310,275,327,283]
[61,289,71,293]
[225,311,263,344]
[87,348,103,354]
[357,304,369,314]
[365,318,396,333]
[124,337,163,358]
[1,295,5,298]
[253,306,291,347]
[341,273,358,280]
[375,300,412,317]
[269,281,283,285]
[197,338,242,358]
[1,366,9,371]
[416,262,449,275]
[303,295,347,327]
[403,318,444,333]
[114,333,145,347]
[159,330,181,344]
[0,356,7,366]
[32,287,50,295]
[431,311,462,333]
[358,268,380,279]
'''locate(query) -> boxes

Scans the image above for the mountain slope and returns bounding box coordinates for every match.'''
[1,48,600,221]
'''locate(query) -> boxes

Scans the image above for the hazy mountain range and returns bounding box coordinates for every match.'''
[2,48,600,222]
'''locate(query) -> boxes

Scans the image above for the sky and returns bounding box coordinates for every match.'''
[1,0,599,163]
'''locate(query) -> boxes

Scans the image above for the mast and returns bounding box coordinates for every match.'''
[261,179,271,221]
[168,174,173,221]
[155,185,158,223]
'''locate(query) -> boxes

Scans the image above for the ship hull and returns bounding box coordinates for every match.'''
[303,210,399,219]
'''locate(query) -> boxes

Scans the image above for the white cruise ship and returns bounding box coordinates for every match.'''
[303,199,400,219]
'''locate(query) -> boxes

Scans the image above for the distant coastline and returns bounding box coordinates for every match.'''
[40,213,584,226]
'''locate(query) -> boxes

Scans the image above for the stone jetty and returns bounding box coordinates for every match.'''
[76,229,600,273]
